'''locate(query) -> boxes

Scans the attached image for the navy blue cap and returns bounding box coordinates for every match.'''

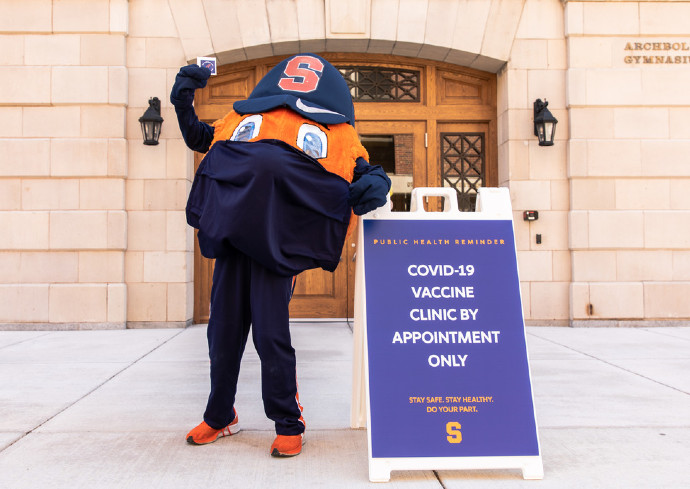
[233,54,355,127]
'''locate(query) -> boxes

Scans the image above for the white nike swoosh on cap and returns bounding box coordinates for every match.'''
[295,98,344,117]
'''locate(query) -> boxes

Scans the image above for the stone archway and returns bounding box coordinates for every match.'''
[166,0,522,73]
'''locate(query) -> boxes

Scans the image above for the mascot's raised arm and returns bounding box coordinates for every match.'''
[170,53,390,457]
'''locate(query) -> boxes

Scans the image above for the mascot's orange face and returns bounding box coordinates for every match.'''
[211,107,368,184]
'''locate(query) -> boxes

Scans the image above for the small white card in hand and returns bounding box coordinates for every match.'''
[197,57,217,75]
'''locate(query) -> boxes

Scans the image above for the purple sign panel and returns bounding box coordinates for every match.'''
[364,219,539,459]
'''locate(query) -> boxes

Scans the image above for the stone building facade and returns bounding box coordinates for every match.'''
[1,0,689,329]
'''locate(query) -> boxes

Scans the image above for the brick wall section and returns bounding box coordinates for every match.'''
[394,134,413,175]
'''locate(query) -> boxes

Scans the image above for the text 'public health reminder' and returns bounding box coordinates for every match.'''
[363,219,539,459]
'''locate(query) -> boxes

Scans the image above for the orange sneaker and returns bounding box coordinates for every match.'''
[186,411,240,445]
[270,433,304,457]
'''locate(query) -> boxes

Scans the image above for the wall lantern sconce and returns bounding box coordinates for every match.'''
[139,97,164,145]
[533,98,557,146]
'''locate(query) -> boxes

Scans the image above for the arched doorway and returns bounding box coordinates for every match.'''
[192,54,497,323]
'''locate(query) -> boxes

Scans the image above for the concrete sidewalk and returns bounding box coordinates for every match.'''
[0,323,689,488]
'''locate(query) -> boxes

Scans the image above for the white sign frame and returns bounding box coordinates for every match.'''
[356,187,544,483]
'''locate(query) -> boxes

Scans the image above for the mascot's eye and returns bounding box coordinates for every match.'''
[297,124,328,159]
[231,115,263,142]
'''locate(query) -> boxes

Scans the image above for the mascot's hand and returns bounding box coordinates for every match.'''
[170,64,211,108]
[170,64,215,153]
[348,173,391,215]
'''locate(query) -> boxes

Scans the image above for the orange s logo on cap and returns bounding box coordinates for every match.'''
[278,55,324,93]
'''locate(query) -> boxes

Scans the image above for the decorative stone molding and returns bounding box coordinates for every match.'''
[169,0,524,73]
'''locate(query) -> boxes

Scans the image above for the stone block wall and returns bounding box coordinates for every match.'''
[125,0,193,327]
[1,0,689,328]
[499,0,570,323]
[0,0,130,328]
[565,1,690,325]
[0,0,193,329]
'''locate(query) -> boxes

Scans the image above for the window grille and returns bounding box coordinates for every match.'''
[336,66,420,102]
[440,133,485,212]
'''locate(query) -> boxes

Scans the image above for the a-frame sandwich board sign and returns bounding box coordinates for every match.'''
[359,187,543,482]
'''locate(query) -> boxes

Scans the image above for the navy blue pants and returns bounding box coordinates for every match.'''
[203,251,305,436]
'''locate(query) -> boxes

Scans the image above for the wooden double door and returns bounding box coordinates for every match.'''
[193,54,497,322]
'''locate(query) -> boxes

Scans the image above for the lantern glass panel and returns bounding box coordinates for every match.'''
[141,120,161,145]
